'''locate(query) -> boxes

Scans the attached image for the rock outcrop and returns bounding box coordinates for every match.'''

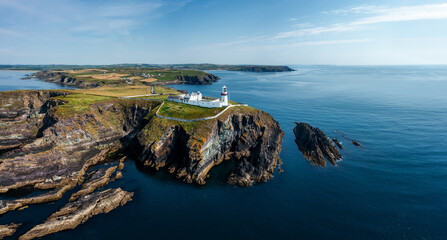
[30,70,220,87]
[352,140,361,147]
[69,165,119,201]
[0,90,283,237]
[0,90,157,196]
[30,71,100,88]
[293,122,342,167]
[175,73,219,85]
[19,188,133,240]
[135,107,284,186]
[0,223,21,239]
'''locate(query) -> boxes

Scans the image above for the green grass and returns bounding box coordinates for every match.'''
[158,101,225,119]
[54,94,113,116]
[153,86,180,94]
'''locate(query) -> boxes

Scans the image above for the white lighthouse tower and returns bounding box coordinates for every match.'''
[221,86,229,106]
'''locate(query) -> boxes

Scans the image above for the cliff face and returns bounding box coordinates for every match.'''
[0,90,157,194]
[0,90,283,238]
[0,90,67,153]
[174,73,219,85]
[30,71,100,88]
[135,107,284,186]
[1,90,283,195]
[30,70,220,87]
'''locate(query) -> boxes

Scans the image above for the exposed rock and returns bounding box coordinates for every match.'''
[0,89,283,223]
[135,107,284,186]
[175,73,219,85]
[30,71,99,88]
[352,140,361,147]
[0,90,67,153]
[0,184,76,215]
[335,130,362,148]
[332,138,343,149]
[19,188,133,240]
[152,72,220,86]
[31,70,220,87]
[114,171,123,180]
[293,122,342,167]
[0,223,21,239]
[68,166,118,202]
[118,156,125,170]
[0,90,157,198]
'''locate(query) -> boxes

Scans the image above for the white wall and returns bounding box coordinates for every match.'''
[187,100,222,108]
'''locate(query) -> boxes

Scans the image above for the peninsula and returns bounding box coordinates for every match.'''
[0,63,295,72]
[0,68,284,239]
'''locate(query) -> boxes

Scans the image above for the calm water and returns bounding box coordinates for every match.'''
[1,66,447,239]
[0,71,74,91]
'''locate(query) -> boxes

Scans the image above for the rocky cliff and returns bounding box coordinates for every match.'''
[0,90,284,238]
[30,70,220,87]
[135,107,284,186]
[30,71,100,88]
[0,90,157,195]
[174,73,219,85]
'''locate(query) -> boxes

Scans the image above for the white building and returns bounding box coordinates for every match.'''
[167,86,230,108]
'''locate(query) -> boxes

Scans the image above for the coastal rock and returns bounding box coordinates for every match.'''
[31,70,220,87]
[0,223,21,239]
[0,90,157,197]
[19,188,133,240]
[293,122,342,167]
[135,107,284,186]
[0,184,76,215]
[31,71,100,88]
[332,138,343,149]
[175,73,219,85]
[68,166,118,201]
[352,140,361,147]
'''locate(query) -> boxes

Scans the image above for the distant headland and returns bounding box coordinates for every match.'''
[0,64,295,72]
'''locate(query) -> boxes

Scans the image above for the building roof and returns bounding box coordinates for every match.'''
[167,95,183,100]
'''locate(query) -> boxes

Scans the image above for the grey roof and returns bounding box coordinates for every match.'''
[167,95,183,100]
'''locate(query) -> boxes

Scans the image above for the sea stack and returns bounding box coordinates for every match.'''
[293,122,342,167]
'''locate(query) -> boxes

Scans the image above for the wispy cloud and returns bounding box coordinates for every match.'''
[272,24,361,40]
[0,28,26,38]
[321,5,385,15]
[289,38,374,47]
[275,3,447,40]
[0,0,189,37]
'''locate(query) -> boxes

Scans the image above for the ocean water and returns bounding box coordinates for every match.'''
[1,66,447,239]
[0,71,75,91]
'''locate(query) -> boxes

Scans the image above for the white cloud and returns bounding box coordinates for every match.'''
[289,38,374,47]
[276,3,447,40]
[322,5,385,15]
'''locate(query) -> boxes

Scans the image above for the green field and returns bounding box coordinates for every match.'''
[157,101,226,119]
[54,94,113,116]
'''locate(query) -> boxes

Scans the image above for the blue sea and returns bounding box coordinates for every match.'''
[1,66,447,239]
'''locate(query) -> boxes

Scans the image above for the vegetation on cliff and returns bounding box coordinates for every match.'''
[27,68,219,88]
[0,79,283,238]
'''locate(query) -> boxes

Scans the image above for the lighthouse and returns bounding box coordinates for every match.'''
[221,86,229,106]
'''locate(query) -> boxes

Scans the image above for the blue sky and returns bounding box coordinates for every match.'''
[1,0,447,65]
